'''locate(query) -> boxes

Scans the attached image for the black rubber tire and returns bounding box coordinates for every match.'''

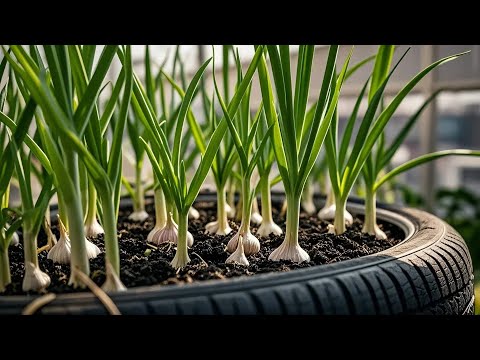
[0,193,474,315]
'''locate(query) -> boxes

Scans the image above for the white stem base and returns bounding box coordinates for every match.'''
[226,202,235,219]
[101,262,127,292]
[205,220,232,236]
[268,242,310,263]
[225,236,249,266]
[251,212,263,225]
[148,213,194,247]
[227,229,260,256]
[301,198,317,215]
[84,219,105,238]
[362,224,388,240]
[128,210,149,222]
[171,250,191,269]
[318,204,353,226]
[257,221,283,237]
[188,207,200,220]
[22,262,51,292]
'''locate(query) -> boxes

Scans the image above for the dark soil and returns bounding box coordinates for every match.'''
[3,197,404,296]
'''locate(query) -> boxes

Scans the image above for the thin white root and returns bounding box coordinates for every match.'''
[225,236,249,266]
[22,262,51,292]
[128,210,149,222]
[188,207,200,220]
[84,218,105,238]
[318,204,353,226]
[205,220,232,236]
[257,221,283,237]
[72,267,121,315]
[268,242,310,263]
[226,230,260,256]
[22,293,57,315]
[101,261,127,293]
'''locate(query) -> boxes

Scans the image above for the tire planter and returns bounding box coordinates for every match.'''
[0,193,474,315]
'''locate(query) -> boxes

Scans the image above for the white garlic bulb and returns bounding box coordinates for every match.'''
[128,210,149,222]
[225,235,249,266]
[149,212,194,247]
[22,261,51,292]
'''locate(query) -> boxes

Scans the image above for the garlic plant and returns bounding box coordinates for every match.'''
[324,46,467,236]
[256,109,282,237]
[140,46,264,268]
[257,45,351,262]
[213,49,275,256]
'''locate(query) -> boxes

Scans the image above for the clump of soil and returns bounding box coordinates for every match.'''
[3,196,403,296]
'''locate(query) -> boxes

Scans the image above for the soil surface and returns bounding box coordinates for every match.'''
[3,197,404,296]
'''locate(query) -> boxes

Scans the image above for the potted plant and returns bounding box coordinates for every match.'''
[0,45,475,315]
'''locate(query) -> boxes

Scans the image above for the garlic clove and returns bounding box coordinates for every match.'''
[84,218,105,238]
[128,210,149,222]
[188,207,200,220]
[47,236,72,264]
[318,204,353,226]
[101,261,127,292]
[10,231,19,246]
[257,221,283,237]
[225,235,249,266]
[86,239,101,258]
[227,230,260,256]
[226,202,235,219]
[205,220,233,236]
[147,226,162,243]
[149,212,195,247]
[301,198,317,215]
[47,216,72,264]
[250,212,263,225]
[22,262,51,292]
[268,241,310,263]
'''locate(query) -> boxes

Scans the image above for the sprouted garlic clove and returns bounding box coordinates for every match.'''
[149,212,194,247]
[318,204,353,226]
[227,229,260,256]
[205,220,233,236]
[225,235,249,266]
[84,218,105,238]
[128,210,149,222]
[47,216,72,264]
[188,207,200,220]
